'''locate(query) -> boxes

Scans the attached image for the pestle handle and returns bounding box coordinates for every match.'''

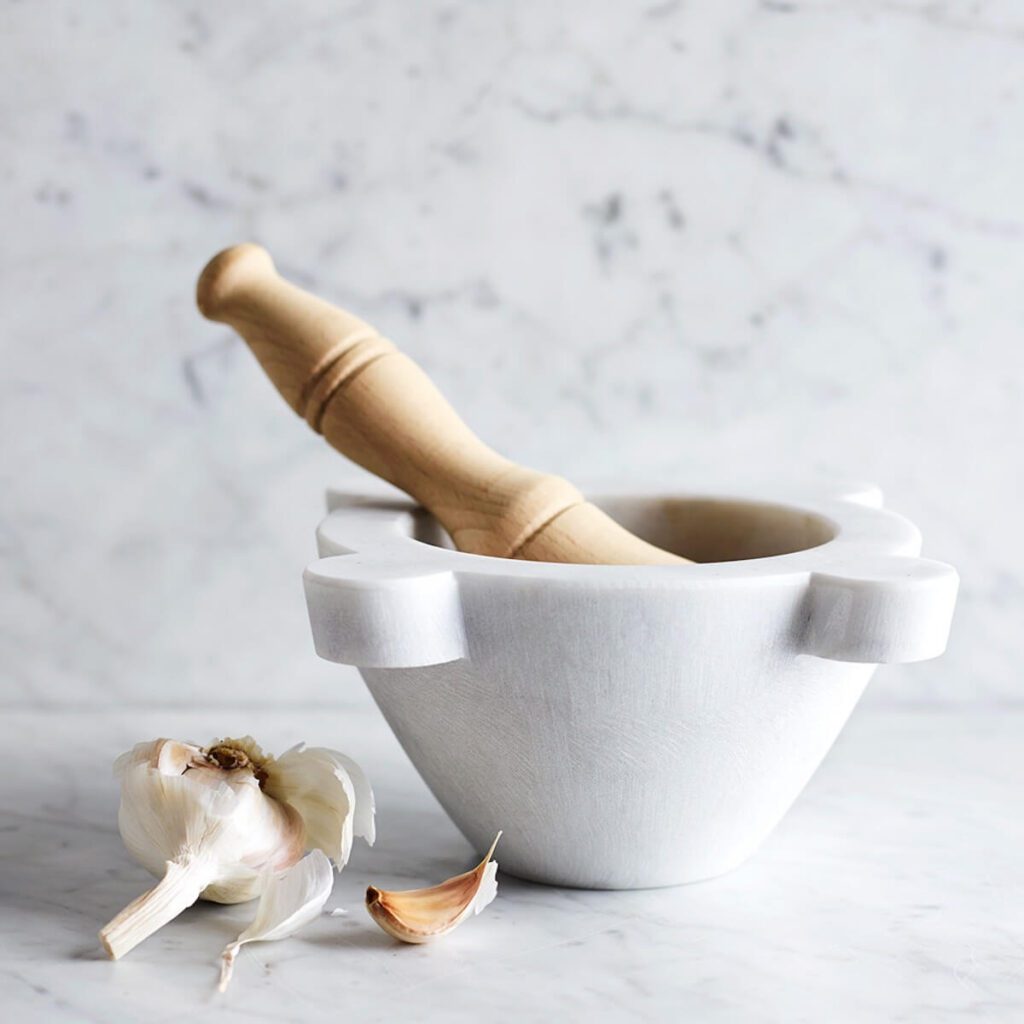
[197,244,686,565]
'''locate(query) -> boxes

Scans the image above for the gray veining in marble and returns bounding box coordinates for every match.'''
[1,1,1021,709]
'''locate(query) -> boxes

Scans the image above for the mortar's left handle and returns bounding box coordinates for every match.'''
[303,557,467,668]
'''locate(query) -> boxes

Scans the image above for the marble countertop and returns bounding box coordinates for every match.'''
[2,696,1020,1023]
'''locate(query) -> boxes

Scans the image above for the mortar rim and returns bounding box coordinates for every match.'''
[310,480,925,587]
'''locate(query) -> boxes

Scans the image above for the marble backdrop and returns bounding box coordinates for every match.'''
[2,1,1021,708]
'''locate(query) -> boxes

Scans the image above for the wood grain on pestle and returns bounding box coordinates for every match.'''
[197,245,688,566]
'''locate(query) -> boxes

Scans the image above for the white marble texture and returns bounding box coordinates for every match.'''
[1,1,1022,709]
[2,700,1022,1022]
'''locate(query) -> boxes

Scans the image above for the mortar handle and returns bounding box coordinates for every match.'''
[197,245,685,566]
[303,557,467,668]
[804,555,959,664]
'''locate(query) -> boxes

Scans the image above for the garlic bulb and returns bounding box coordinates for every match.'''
[99,736,372,960]
[365,833,501,943]
[218,849,334,992]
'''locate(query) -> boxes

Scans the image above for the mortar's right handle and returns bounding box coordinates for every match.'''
[804,556,959,663]
[196,244,579,558]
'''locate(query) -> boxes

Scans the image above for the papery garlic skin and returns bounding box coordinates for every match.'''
[218,849,334,992]
[99,736,373,960]
[365,833,501,944]
[264,744,375,869]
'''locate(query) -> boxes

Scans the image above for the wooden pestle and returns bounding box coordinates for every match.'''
[197,245,687,565]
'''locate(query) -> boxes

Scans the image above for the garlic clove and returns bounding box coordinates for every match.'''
[365,833,501,944]
[218,849,334,992]
[264,744,375,869]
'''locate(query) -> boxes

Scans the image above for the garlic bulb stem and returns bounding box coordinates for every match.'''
[100,858,214,960]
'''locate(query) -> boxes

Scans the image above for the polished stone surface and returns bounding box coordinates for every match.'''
[2,699,1021,1022]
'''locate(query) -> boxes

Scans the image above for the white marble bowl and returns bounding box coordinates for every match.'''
[303,483,958,889]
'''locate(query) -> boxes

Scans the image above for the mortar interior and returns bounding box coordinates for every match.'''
[407,496,837,564]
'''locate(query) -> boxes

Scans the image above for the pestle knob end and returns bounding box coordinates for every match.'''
[196,243,275,322]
